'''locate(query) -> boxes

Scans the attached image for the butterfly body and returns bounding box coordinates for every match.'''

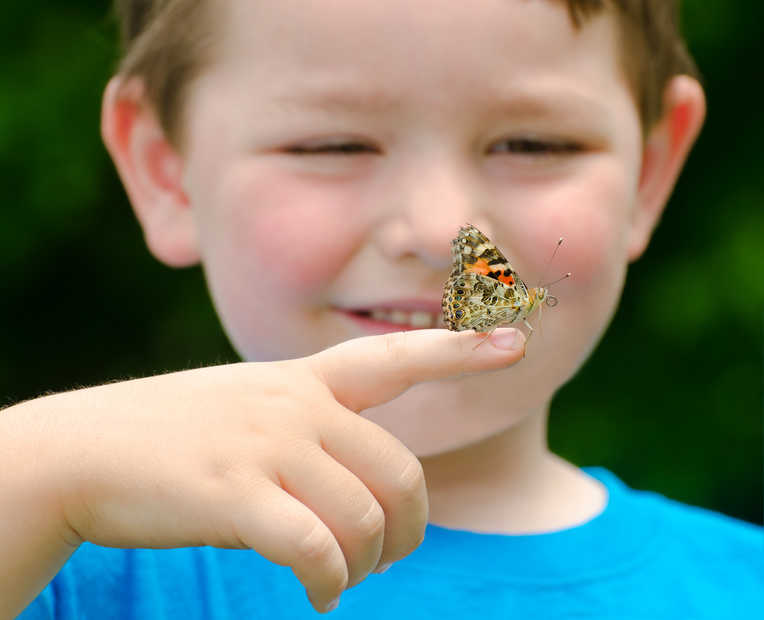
[442,225,551,333]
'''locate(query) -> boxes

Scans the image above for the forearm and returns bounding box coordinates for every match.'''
[0,397,80,619]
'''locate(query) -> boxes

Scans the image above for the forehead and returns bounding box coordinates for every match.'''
[206,0,632,123]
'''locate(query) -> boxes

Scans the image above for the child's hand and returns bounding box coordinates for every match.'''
[2,328,524,615]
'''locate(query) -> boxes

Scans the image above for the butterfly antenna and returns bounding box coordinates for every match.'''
[539,237,564,286]
[542,272,572,289]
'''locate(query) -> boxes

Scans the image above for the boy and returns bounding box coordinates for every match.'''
[3,0,761,617]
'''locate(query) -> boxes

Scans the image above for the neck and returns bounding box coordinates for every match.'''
[420,408,606,534]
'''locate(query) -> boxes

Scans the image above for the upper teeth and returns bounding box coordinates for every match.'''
[370,309,438,327]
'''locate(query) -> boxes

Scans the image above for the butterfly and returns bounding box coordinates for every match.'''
[441,224,568,337]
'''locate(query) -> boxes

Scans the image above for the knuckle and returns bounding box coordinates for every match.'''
[382,331,408,364]
[294,524,348,598]
[394,456,426,502]
[355,500,386,541]
[296,521,338,567]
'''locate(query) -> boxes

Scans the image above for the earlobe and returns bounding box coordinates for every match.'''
[628,75,706,261]
[101,77,201,267]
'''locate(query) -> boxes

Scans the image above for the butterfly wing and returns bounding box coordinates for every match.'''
[450,225,530,298]
[442,272,527,332]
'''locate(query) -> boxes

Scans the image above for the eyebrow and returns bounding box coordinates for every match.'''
[273,89,403,114]
[480,88,612,121]
[271,85,611,123]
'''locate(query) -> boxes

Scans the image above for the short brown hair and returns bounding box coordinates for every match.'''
[114,0,700,148]
[567,0,699,135]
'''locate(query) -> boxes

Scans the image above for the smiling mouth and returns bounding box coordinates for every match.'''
[337,306,444,331]
[356,308,440,328]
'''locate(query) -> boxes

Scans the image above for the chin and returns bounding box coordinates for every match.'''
[361,376,537,457]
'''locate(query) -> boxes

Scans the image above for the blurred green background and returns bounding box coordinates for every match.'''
[1,2,761,525]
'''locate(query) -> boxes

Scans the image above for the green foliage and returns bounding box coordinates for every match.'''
[552,0,764,523]
[1,1,761,524]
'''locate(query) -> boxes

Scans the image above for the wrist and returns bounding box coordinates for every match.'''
[0,396,81,617]
[1,395,84,547]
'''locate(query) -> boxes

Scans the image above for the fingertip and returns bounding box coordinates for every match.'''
[309,593,340,614]
[487,328,526,352]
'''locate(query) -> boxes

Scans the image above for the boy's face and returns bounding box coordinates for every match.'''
[179,0,643,454]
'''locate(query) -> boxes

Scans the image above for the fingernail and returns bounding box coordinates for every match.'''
[326,597,340,612]
[374,562,392,574]
[489,329,525,351]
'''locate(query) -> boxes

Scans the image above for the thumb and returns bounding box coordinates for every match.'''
[307,328,525,413]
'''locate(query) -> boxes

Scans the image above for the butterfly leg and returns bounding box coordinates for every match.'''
[472,330,495,350]
[521,319,536,357]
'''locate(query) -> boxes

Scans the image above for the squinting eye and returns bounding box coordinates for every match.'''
[489,138,583,155]
[285,141,377,155]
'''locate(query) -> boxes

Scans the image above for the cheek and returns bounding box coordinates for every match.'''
[562,208,624,288]
[530,161,636,290]
[204,165,367,299]
[250,208,356,294]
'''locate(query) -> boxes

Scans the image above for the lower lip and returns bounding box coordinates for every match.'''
[336,310,433,335]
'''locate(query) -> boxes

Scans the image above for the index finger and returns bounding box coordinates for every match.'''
[308,328,525,413]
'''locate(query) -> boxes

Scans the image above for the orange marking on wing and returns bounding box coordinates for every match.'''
[498,274,515,285]
[466,258,491,276]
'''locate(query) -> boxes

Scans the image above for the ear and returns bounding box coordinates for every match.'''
[101,76,200,267]
[628,75,706,261]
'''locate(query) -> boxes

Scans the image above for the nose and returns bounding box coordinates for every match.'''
[374,160,491,270]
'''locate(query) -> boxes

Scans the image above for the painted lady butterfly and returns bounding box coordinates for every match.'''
[441,224,567,337]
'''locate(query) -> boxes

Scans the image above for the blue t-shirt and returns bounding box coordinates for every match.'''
[20,468,763,619]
